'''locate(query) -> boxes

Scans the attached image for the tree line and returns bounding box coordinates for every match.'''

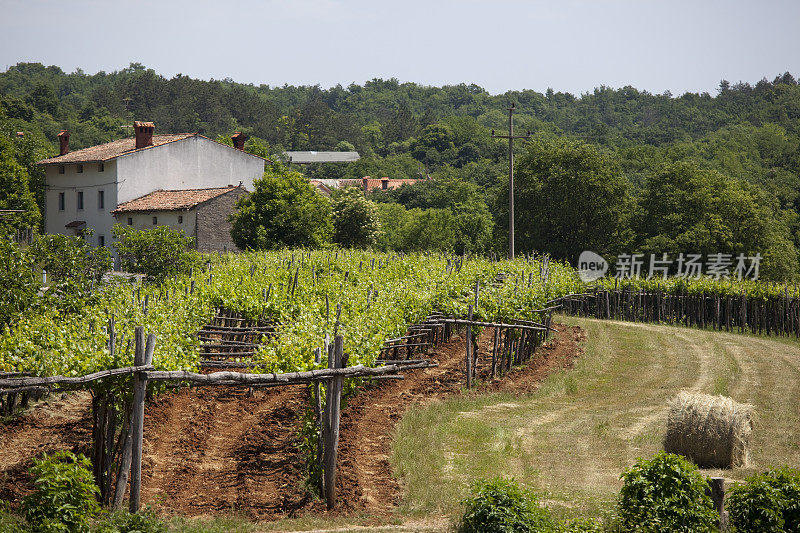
[1,62,799,278]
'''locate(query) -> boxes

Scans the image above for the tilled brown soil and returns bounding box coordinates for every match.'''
[0,391,94,503]
[141,384,314,518]
[0,324,583,521]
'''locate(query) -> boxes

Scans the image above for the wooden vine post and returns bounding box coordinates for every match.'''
[322,335,345,509]
[129,327,155,514]
[465,304,473,389]
[313,347,324,496]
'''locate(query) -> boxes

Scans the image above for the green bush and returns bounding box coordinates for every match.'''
[617,451,717,532]
[30,233,112,312]
[92,508,166,533]
[457,477,554,533]
[30,233,111,283]
[22,451,100,533]
[727,467,800,532]
[229,165,332,250]
[331,187,380,249]
[0,499,27,532]
[112,225,200,281]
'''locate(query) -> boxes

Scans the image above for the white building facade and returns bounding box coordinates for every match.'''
[38,126,264,249]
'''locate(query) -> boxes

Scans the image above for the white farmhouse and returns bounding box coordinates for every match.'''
[37,123,265,250]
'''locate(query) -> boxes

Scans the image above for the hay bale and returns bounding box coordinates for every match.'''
[663,391,753,468]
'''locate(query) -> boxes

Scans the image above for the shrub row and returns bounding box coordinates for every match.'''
[459,452,800,532]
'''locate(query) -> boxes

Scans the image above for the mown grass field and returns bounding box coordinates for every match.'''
[391,316,800,525]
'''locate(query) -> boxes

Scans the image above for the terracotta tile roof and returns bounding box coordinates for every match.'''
[37,134,196,165]
[112,186,243,213]
[339,177,420,191]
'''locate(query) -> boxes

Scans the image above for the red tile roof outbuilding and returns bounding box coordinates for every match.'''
[112,186,243,213]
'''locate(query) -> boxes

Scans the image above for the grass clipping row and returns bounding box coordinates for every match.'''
[663,391,753,468]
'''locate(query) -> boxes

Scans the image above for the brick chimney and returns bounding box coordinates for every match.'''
[231,132,246,150]
[134,121,155,149]
[57,130,70,155]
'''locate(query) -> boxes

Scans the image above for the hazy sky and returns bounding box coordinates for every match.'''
[1,0,798,96]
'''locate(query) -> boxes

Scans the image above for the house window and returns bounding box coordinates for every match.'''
[178,215,183,224]
[127,217,133,226]
[77,191,84,210]
[58,193,65,211]
[98,235,105,247]
[98,163,104,172]
[77,164,83,173]
[98,190,104,209]
[58,165,65,174]
[152,216,158,225]
[381,181,388,190]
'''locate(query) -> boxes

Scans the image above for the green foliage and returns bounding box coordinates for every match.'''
[0,236,38,327]
[92,508,166,533]
[372,176,494,254]
[31,234,111,283]
[298,392,323,496]
[617,451,717,532]
[112,225,200,281]
[4,63,800,276]
[230,164,332,250]
[0,136,41,235]
[21,451,100,533]
[0,249,582,378]
[374,203,411,251]
[457,477,554,533]
[637,161,798,281]
[341,153,422,180]
[0,500,27,532]
[506,135,633,262]
[331,187,380,249]
[727,467,800,532]
[398,208,456,253]
[30,233,112,312]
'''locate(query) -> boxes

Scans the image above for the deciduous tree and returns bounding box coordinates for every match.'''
[230,164,332,250]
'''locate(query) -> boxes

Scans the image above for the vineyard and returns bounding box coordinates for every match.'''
[0,250,581,378]
[5,250,800,524]
[561,276,800,337]
[7,251,800,383]
[0,249,582,514]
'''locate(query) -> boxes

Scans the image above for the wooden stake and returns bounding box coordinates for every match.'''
[466,304,473,389]
[314,347,324,496]
[129,329,155,514]
[323,336,344,509]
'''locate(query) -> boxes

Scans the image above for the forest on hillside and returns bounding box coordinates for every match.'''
[1,62,800,279]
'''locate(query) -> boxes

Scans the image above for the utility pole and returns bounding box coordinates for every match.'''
[492,103,531,260]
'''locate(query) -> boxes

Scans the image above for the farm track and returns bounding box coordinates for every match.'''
[0,325,583,523]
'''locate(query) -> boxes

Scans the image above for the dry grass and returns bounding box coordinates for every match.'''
[391,317,800,522]
[664,391,753,468]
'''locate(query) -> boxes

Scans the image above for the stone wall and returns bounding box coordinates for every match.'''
[195,187,248,253]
